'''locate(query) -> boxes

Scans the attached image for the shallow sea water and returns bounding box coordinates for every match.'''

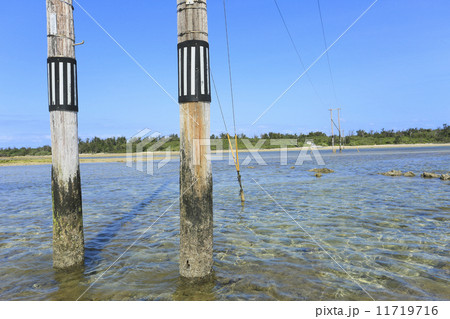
[0,147,449,300]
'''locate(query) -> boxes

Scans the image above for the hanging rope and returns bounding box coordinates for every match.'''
[211,72,229,134]
[316,0,339,105]
[222,0,244,203]
[222,0,237,136]
[211,72,236,168]
[212,72,244,203]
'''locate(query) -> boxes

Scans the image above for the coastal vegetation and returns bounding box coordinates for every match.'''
[1,125,449,157]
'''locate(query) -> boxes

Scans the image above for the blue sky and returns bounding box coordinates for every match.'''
[0,0,449,147]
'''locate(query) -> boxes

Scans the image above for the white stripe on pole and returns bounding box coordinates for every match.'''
[190,46,196,96]
[59,62,64,105]
[178,48,182,96]
[51,63,56,105]
[200,46,205,95]
[74,64,77,106]
[206,47,210,95]
[47,63,51,104]
[183,47,188,96]
[67,63,72,105]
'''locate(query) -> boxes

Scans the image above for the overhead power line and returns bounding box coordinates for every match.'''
[317,0,339,105]
[252,0,380,125]
[273,0,325,106]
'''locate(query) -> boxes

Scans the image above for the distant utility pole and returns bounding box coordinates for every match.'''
[329,108,343,153]
[46,0,84,269]
[177,0,213,278]
[337,108,342,153]
[329,109,335,153]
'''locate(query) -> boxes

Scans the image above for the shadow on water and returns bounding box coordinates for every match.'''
[173,273,217,301]
[85,178,175,265]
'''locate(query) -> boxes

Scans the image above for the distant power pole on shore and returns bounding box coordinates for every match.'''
[46,0,84,269]
[329,108,342,153]
[337,108,342,153]
[329,109,335,153]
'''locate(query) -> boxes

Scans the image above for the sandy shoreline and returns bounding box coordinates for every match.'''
[1,143,449,167]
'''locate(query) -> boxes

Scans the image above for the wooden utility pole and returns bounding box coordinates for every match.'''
[177,0,213,278]
[46,0,84,269]
[337,108,342,153]
[329,109,335,153]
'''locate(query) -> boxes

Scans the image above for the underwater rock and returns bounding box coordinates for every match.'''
[381,170,403,176]
[315,173,322,178]
[440,174,450,180]
[308,168,334,174]
[422,172,440,179]
[290,166,295,169]
[403,171,415,177]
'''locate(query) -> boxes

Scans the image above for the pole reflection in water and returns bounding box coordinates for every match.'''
[173,273,217,301]
[51,267,86,301]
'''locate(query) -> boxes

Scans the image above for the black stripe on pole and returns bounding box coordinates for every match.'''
[47,57,78,112]
[178,40,211,103]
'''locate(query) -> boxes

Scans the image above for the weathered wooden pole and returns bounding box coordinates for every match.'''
[177,0,213,278]
[46,0,84,269]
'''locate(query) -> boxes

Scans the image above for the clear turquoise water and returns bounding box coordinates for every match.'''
[0,147,449,300]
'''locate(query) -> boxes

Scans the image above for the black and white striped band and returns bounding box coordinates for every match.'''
[47,57,78,112]
[177,40,211,103]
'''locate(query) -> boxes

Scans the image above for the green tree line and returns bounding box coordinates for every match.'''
[1,124,448,157]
